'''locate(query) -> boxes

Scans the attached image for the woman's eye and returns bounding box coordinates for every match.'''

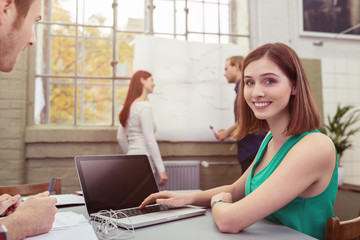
[265,78,276,84]
[245,80,254,86]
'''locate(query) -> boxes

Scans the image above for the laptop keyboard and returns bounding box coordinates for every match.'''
[124,204,173,217]
[100,205,175,219]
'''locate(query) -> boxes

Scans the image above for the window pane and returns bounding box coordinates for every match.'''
[77,79,112,125]
[35,26,76,75]
[83,38,112,76]
[80,0,113,26]
[234,0,249,36]
[117,0,145,31]
[188,1,203,32]
[34,77,46,124]
[154,0,174,34]
[204,2,219,33]
[49,0,76,23]
[219,4,230,34]
[51,37,76,75]
[175,0,186,35]
[117,33,136,77]
[49,79,75,125]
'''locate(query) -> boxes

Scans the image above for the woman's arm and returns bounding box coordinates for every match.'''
[211,132,336,233]
[116,125,128,153]
[139,105,165,173]
[139,160,252,209]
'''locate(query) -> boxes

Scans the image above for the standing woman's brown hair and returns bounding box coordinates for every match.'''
[233,42,321,140]
[119,70,152,127]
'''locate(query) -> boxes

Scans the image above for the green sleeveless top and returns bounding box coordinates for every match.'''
[245,130,338,240]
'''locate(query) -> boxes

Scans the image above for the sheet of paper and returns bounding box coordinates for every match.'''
[21,194,85,206]
[52,194,85,206]
[52,211,88,229]
[25,211,97,240]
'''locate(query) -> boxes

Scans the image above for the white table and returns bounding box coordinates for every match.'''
[60,205,316,239]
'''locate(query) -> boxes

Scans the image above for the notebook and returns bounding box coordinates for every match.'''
[74,154,206,228]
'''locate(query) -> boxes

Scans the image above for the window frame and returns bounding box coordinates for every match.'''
[32,0,250,127]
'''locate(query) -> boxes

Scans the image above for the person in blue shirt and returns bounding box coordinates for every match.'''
[214,56,265,173]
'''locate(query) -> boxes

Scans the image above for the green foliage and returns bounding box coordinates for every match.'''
[322,104,360,164]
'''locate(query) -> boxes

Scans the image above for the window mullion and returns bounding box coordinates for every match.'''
[74,0,79,125]
[202,0,205,42]
[173,0,176,39]
[185,0,188,40]
[45,1,52,124]
[218,0,221,43]
[111,0,119,126]
[146,0,155,35]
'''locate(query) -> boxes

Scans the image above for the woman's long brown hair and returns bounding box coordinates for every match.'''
[119,70,152,127]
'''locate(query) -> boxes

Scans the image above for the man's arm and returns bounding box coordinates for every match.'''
[0,192,57,240]
[216,123,237,142]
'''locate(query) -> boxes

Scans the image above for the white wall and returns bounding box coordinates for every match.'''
[249,0,360,184]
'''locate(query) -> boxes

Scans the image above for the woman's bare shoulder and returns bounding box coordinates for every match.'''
[296,131,336,164]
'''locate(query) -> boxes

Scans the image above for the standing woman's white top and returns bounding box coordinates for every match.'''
[117,101,165,175]
[117,70,167,187]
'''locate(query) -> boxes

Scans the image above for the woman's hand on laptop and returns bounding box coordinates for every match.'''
[139,191,188,209]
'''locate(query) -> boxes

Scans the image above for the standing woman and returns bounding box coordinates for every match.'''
[117,70,168,187]
[140,43,337,240]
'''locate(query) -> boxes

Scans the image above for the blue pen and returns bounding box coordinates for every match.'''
[48,178,55,193]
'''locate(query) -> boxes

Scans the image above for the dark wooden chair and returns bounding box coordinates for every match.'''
[0,178,62,196]
[324,209,360,240]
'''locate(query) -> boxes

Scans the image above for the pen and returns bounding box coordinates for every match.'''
[209,125,219,135]
[48,178,55,193]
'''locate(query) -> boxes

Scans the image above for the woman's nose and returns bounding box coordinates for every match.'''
[252,84,265,98]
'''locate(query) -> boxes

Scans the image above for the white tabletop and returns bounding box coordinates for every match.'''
[61,205,316,240]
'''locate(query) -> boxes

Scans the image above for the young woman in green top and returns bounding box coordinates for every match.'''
[140,43,338,239]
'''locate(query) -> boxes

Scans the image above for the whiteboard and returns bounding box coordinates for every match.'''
[134,36,247,141]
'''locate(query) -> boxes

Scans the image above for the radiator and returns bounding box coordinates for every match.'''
[158,160,200,191]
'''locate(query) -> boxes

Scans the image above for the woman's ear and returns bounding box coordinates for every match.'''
[291,86,296,95]
[140,77,146,85]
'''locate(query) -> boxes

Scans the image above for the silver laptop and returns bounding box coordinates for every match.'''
[74,154,206,228]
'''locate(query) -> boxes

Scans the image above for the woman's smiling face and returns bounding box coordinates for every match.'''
[243,56,295,122]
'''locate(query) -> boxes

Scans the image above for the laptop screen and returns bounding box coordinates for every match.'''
[75,154,159,214]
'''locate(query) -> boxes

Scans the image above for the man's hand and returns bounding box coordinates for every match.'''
[1,191,57,240]
[0,194,21,216]
[216,129,229,142]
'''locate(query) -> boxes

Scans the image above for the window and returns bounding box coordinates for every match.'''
[34,0,249,126]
